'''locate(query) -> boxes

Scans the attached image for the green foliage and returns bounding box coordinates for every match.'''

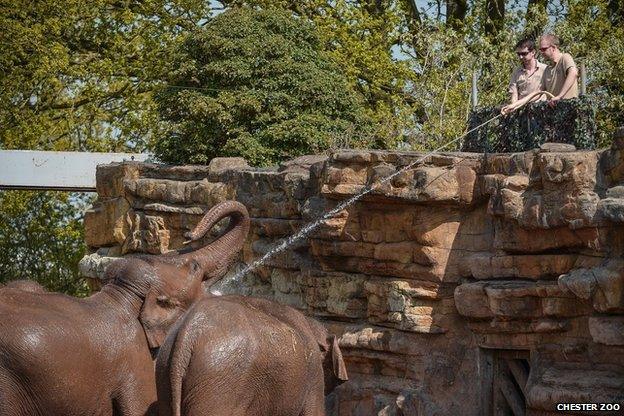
[219,1,417,147]
[553,0,624,147]
[4,0,622,157]
[0,191,92,296]
[222,0,623,151]
[154,7,375,166]
[396,6,520,150]
[0,0,211,152]
[0,0,212,295]
[6,0,620,160]
[2,0,623,294]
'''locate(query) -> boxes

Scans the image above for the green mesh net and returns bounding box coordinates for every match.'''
[462,96,597,153]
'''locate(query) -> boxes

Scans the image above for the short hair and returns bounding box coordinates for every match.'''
[515,38,535,51]
[541,34,560,48]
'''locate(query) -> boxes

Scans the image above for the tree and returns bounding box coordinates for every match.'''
[0,191,91,296]
[153,7,375,166]
[0,0,212,153]
[216,1,417,148]
[0,0,212,294]
[485,0,506,36]
[446,0,468,29]
[524,0,549,40]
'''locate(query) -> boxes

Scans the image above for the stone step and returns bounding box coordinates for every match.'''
[527,365,624,412]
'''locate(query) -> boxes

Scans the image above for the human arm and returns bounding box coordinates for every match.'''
[548,55,578,106]
[501,90,554,115]
[501,95,530,115]
[510,87,518,104]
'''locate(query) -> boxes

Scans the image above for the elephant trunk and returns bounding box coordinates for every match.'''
[173,200,250,284]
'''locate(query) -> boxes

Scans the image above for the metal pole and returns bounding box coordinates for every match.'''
[472,71,478,108]
[580,61,587,96]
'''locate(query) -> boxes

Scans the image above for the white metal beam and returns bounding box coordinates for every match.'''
[0,150,150,192]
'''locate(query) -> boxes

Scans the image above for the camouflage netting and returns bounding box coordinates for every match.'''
[462,96,597,153]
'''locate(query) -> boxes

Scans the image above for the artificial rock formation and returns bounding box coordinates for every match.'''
[81,141,624,415]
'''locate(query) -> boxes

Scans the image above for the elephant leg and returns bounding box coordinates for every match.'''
[299,379,326,416]
[113,384,158,416]
[184,398,249,416]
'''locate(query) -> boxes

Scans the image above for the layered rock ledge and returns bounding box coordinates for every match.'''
[82,144,624,415]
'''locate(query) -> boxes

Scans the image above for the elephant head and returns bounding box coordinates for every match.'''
[104,200,251,349]
[138,260,205,348]
[102,258,202,349]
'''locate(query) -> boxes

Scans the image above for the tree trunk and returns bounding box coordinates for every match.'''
[446,0,467,29]
[608,0,624,23]
[485,0,505,37]
[404,0,422,25]
[525,0,549,40]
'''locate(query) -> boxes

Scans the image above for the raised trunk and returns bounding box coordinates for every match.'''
[173,200,250,284]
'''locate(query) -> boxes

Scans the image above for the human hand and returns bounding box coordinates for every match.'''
[548,96,561,108]
[501,104,515,115]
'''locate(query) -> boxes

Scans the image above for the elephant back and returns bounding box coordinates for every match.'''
[220,295,348,393]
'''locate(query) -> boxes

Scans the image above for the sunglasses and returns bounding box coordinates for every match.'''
[516,51,531,57]
[539,45,552,52]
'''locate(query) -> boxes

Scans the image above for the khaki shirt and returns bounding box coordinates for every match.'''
[509,61,547,101]
[541,52,579,99]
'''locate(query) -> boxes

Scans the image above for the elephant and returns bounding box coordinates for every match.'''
[0,279,46,292]
[0,200,250,416]
[129,199,251,289]
[155,295,349,416]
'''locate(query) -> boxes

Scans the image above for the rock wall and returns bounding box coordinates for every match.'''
[81,141,624,415]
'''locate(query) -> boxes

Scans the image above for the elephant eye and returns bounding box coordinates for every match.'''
[156,295,178,308]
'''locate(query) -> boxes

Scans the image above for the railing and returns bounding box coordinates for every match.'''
[461,96,597,153]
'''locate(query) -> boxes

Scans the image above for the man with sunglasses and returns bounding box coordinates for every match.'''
[508,38,546,104]
[539,34,579,106]
[501,34,579,115]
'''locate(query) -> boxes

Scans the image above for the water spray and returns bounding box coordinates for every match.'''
[230,111,508,281]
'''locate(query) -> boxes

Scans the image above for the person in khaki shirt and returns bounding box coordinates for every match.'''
[508,38,547,104]
[539,33,579,106]
[501,34,579,115]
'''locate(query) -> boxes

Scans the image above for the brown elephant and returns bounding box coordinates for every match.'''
[0,200,250,416]
[155,295,348,416]
[0,279,46,292]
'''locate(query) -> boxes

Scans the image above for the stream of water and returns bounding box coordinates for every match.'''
[228,113,503,282]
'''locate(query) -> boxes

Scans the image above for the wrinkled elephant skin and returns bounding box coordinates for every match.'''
[0,201,250,416]
[156,295,348,416]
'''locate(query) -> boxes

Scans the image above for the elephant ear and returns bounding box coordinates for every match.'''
[320,334,348,394]
[138,260,203,349]
[328,335,348,382]
[139,289,170,349]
